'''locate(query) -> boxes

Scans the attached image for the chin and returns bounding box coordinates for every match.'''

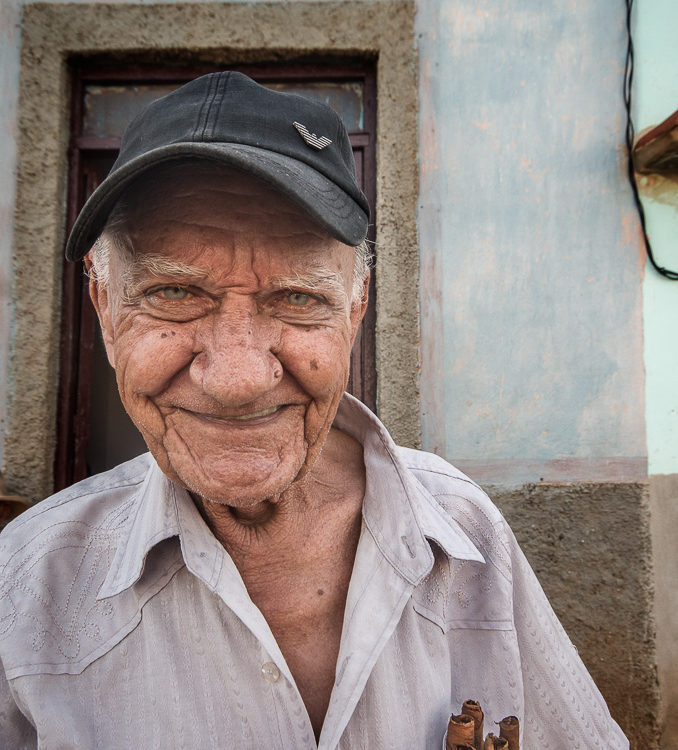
[170,457,307,507]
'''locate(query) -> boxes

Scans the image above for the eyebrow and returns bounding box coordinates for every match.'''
[269,269,348,302]
[123,254,348,303]
[125,254,209,286]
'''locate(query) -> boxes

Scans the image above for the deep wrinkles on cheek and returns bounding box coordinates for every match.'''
[127,390,167,444]
[114,337,177,453]
[295,395,342,484]
[111,305,146,340]
[303,399,336,451]
[162,423,216,494]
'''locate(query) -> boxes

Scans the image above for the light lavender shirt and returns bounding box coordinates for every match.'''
[0,396,627,749]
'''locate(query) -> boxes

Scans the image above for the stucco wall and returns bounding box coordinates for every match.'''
[634,0,678,745]
[415,1,659,746]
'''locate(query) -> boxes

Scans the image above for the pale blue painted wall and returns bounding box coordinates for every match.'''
[634,0,678,477]
[418,0,647,483]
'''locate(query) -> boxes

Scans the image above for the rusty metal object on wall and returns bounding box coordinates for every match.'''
[633,108,678,178]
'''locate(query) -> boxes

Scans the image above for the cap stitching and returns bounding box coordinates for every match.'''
[192,73,218,142]
[203,72,229,141]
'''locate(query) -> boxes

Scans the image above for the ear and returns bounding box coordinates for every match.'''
[84,253,117,368]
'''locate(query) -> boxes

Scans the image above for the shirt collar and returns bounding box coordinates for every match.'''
[98,458,183,599]
[99,394,483,598]
[334,395,484,585]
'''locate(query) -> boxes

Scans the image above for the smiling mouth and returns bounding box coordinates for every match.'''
[227,406,282,421]
[192,405,285,423]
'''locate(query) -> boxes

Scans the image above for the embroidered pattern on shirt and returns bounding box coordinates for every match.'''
[0,500,132,670]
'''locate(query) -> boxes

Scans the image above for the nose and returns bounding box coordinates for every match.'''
[189,303,282,406]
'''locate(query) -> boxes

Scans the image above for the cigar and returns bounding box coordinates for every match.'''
[498,715,519,750]
[462,699,484,749]
[483,734,509,750]
[446,713,475,749]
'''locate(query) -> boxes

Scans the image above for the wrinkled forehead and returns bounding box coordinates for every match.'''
[106,161,356,281]
[119,160,335,244]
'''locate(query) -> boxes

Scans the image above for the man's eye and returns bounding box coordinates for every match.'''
[287,292,311,307]
[159,286,190,301]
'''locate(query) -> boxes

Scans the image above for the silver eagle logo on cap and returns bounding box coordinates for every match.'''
[293,121,332,151]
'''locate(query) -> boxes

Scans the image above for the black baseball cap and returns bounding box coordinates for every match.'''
[65,71,370,261]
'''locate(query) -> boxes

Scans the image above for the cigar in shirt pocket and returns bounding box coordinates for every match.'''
[444,700,519,750]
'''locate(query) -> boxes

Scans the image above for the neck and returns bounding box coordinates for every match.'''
[192,428,366,741]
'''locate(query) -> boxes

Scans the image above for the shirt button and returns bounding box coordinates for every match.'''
[261,662,280,683]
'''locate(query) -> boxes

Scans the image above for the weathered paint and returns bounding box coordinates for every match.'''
[418,0,646,483]
[634,0,678,477]
[633,1,678,745]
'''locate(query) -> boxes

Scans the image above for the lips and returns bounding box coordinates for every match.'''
[227,405,281,421]
[178,404,291,425]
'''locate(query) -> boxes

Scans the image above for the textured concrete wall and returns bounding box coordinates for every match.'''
[649,474,678,749]
[493,481,659,748]
[0,0,23,472]
[3,0,420,501]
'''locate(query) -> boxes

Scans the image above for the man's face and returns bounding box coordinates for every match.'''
[89,166,367,507]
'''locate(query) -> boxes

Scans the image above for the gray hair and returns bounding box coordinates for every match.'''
[89,204,373,304]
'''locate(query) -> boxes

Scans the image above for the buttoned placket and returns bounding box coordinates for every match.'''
[317,526,417,750]
[170,474,431,750]
[173,485,319,749]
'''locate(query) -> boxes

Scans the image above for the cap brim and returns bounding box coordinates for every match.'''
[65,142,369,261]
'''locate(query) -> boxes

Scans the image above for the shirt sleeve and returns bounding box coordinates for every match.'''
[503,519,630,749]
[0,658,36,750]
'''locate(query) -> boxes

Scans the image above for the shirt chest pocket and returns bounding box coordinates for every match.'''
[411,553,514,633]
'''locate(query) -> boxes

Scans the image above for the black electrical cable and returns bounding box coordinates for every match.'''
[624,0,678,280]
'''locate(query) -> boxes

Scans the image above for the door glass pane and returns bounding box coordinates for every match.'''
[82,85,179,139]
[265,82,363,130]
[82,80,364,139]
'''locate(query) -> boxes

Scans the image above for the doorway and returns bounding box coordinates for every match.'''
[55,62,377,491]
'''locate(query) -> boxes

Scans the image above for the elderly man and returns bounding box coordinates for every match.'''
[0,72,626,749]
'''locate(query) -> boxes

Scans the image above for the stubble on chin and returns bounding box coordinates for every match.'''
[160,422,310,507]
[133,393,344,507]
